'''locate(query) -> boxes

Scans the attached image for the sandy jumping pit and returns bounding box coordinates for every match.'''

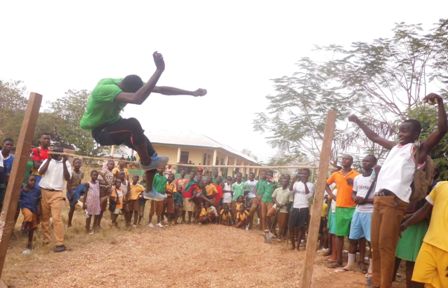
[3,224,371,288]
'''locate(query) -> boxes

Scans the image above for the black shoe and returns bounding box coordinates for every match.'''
[53,245,66,253]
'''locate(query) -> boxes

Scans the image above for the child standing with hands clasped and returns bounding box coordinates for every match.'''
[129,175,145,227]
[110,179,124,227]
[83,170,101,234]
[272,175,293,240]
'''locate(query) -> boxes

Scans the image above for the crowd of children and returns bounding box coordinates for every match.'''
[8,136,323,256]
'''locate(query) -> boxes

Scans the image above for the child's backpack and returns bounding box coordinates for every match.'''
[410,143,435,204]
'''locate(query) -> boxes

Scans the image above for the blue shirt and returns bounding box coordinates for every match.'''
[19,186,41,213]
[2,153,14,177]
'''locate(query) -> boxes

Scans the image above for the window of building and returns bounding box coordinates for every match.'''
[180,151,189,164]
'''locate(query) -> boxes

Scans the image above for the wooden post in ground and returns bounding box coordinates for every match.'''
[300,110,336,288]
[0,93,42,278]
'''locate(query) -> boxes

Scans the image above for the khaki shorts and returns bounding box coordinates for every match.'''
[22,208,39,228]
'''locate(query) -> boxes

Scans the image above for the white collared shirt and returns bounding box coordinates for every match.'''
[39,159,72,191]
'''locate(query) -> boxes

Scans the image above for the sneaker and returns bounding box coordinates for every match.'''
[140,155,169,171]
[148,223,154,228]
[53,245,66,253]
[143,189,167,201]
[156,223,164,228]
[22,248,32,255]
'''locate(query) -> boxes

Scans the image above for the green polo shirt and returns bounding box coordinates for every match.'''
[232,182,245,201]
[256,179,266,196]
[153,174,167,194]
[261,181,276,203]
[80,78,126,130]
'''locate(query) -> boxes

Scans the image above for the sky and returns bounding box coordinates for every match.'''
[1,0,447,162]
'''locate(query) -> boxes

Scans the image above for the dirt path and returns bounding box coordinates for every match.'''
[2,224,404,287]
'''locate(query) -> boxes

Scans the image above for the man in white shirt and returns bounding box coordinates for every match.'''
[289,168,315,250]
[38,145,72,253]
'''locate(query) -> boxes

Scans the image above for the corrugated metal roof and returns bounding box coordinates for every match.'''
[149,130,259,164]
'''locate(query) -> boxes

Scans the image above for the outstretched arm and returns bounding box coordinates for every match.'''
[115,52,165,105]
[153,86,207,97]
[348,115,395,149]
[419,93,448,163]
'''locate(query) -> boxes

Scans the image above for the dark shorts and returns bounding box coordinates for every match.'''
[128,199,140,212]
[92,118,155,157]
[288,207,309,229]
[319,217,328,234]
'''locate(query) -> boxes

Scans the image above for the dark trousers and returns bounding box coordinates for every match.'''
[92,118,156,157]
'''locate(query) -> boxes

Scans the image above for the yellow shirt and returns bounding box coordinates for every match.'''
[205,184,217,197]
[199,208,208,217]
[112,167,129,179]
[166,182,176,196]
[322,202,328,218]
[220,209,231,221]
[129,184,145,201]
[236,210,249,222]
[111,187,123,209]
[235,202,243,212]
[424,181,448,252]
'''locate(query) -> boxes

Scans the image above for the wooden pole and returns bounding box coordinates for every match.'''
[0,93,42,277]
[300,110,336,288]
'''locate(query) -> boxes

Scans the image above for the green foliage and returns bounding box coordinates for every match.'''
[255,19,448,166]
[0,81,94,154]
[0,80,27,112]
[50,90,94,154]
[408,103,448,180]
[0,80,27,141]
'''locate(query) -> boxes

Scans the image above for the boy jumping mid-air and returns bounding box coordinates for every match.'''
[80,52,206,200]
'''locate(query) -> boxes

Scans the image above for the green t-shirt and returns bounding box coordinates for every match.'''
[23,160,34,185]
[153,174,167,194]
[232,182,245,201]
[80,78,126,130]
[262,181,276,203]
[256,179,266,196]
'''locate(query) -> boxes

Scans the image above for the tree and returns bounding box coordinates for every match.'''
[50,89,94,154]
[241,148,258,161]
[0,80,27,112]
[255,19,448,165]
[0,81,94,154]
[408,104,448,180]
[0,80,27,141]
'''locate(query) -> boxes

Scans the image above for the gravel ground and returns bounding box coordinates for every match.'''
[2,224,405,288]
